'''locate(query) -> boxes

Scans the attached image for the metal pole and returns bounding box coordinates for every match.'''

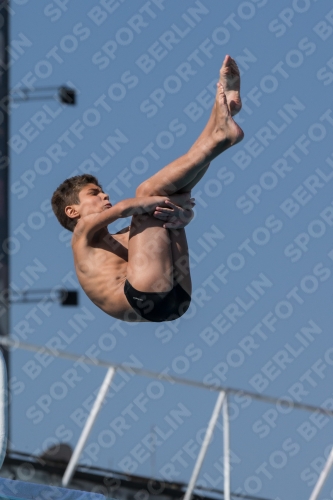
[309,447,333,500]
[62,367,116,487]
[184,391,226,500]
[0,0,10,450]
[0,351,7,468]
[222,396,230,500]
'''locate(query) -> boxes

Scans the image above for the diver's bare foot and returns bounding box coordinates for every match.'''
[214,82,244,147]
[219,55,242,116]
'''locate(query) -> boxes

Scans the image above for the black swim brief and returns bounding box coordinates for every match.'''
[124,279,191,322]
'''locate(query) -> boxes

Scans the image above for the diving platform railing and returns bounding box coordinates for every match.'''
[0,337,332,500]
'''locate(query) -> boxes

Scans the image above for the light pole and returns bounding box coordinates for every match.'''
[0,3,77,451]
[0,0,10,448]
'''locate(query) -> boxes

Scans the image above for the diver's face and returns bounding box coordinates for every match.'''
[65,183,111,222]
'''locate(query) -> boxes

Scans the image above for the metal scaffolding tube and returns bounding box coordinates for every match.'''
[184,391,226,500]
[1,337,333,418]
[223,396,230,500]
[62,367,116,487]
[309,446,333,500]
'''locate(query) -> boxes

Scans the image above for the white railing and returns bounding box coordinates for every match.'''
[0,350,7,469]
[0,336,332,500]
[62,366,116,487]
[309,447,333,500]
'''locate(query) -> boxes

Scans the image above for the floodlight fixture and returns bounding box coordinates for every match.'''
[58,86,76,105]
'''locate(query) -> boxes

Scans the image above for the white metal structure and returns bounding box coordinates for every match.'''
[309,446,333,500]
[0,337,332,500]
[0,351,7,469]
[222,396,230,500]
[62,367,116,487]
[183,391,228,500]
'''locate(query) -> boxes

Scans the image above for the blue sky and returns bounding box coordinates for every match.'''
[7,0,333,497]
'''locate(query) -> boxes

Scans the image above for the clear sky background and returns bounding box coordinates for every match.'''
[7,0,333,498]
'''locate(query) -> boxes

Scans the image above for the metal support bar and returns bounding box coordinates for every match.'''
[11,86,76,105]
[11,95,58,102]
[62,367,116,487]
[8,288,78,306]
[184,391,226,500]
[309,446,333,500]
[223,396,230,500]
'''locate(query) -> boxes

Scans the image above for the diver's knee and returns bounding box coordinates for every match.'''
[136,181,155,197]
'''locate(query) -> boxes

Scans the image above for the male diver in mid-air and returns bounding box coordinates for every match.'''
[51,55,243,323]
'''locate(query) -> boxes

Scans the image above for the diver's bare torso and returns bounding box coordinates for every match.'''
[71,225,141,321]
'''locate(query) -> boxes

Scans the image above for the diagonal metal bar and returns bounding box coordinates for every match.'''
[309,446,333,500]
[223,396,230,500]
[62,367,116,487]
[184,391,226,500]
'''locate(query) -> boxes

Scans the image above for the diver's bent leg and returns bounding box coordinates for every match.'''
[136,85,243,198]
[169,228,192,296]
[126,214,173,293]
